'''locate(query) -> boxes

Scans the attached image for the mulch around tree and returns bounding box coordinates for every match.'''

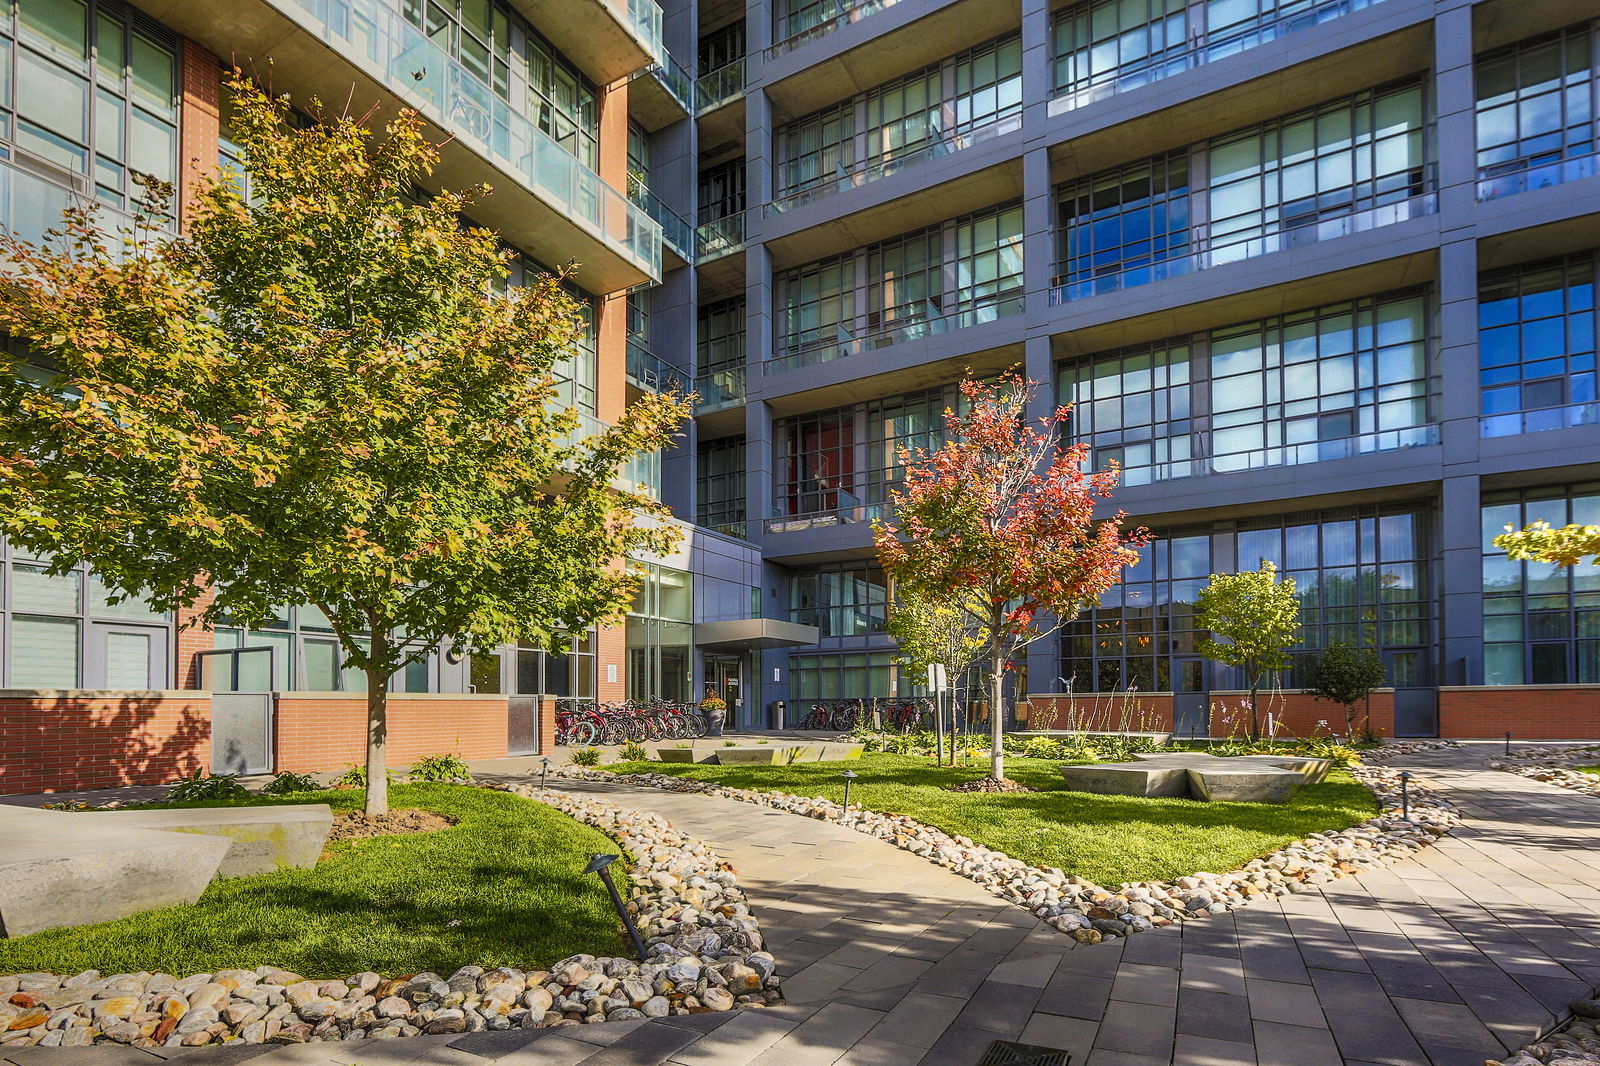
[327,807,457,843]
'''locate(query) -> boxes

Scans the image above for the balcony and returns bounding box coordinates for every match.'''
[764,491,885,535]
[1106,425,1439,487]
[1050,190,1437,305]
[766,113,1022,217]
[695,59,747,115]
[1477,151,1600,203]
[696,213,746,262]
[694,367,746,412]
[629,177,694,264]
[628,49,694,128]
[767,0,905,60]
[1047,0,1389,117]
[137,0,661,292]
[622,447,662,500]
[626,338,688,394]
[515,0,662,85]
[767,292,1024,372]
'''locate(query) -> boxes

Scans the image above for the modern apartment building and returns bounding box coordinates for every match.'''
[1,0,1597,795]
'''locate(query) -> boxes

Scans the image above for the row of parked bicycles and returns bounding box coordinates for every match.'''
[800,696,940,733]
[554,698,709,746]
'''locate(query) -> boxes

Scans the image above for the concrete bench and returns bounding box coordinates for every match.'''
[0,803,333,938]
[1064,753,1318,803]
[93,805,333,878]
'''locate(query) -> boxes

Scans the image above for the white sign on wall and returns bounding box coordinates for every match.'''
[773,667,781,682]
[607,664,618,684]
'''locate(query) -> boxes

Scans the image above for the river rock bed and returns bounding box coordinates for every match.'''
[556,763,1458,945]
[1362,739,1464,760]
[0,786,778,1050]
[1489,744,1600,798]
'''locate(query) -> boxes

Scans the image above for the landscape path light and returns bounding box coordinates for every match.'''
[540,756,551,792]
[585,854,648,961]
[841,769,859,810]
[1399,771,1412,822]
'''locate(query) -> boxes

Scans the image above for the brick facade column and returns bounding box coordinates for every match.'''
[178,40,221,229]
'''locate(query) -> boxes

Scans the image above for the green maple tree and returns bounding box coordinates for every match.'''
[1195,562,1300,740]
[0,77,688,813]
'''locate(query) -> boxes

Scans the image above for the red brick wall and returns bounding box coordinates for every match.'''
[539,697,557,755]
[273,694,510,773]
[176,586,217,689]
[597,622,627,702]
[178,40,221,227]
[1438,686,1600,739]
[1022,693,1176,732]
[0,691,210,795]
[1211,690,1396,739]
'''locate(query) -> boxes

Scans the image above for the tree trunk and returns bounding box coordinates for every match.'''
[364,631,390,816]
[989,647,1006,782]
[1247,677,1261,741]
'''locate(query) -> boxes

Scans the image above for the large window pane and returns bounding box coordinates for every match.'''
[12,615,79,687]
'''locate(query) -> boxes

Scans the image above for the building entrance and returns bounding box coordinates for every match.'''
[705,654,744,726]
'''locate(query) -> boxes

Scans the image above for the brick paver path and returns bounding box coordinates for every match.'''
[6,747,1599,1066]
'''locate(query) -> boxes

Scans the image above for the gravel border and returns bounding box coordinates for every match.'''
[0,785,778,1051]
[1487,995,1600,1065]
[556,762,1458,944]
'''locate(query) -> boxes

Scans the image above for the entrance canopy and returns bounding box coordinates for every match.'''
[695,619,821,651]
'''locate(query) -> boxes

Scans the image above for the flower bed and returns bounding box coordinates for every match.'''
[0,786,778,1050]
[556,763,1457,944]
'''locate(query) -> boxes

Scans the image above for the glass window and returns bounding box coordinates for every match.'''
[697,435,747,533]
[1475,25,1594,182]
[1059,340,1194,486]
[1477,252,1599,437]
[1051,0,1188,100]
[11,616,78,687]
[1056,152,1191,296]
[789,562,888,637]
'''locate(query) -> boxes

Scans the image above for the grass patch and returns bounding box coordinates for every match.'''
[607,755,1377,886]
[0,784,627,978]
[1577,766,1600,776]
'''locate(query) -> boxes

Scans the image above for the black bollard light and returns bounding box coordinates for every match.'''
[585,854,648,961]
[540,756,551,792]
[1505,730,1512,756]
[841,769,859,809]
[1399,771,1412,821]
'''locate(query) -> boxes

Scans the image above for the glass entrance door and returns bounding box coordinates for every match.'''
[705,654,744,725]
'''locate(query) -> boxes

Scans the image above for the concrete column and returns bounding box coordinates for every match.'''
[745,396,775,546]
[1020,0,1052,122]
[1440,472,1484,686]
[1022,147,1055,320]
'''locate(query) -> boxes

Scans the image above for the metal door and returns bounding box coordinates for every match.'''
[1392,688,1438,737]
[1173,658,1209,738]
[212,693,274,774]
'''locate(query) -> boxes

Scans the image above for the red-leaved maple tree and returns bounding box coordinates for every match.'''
[873,374,1148,784]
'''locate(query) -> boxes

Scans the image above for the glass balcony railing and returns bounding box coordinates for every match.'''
[280,0,660,279]
[628,177,694,261]
[767,291,1024,372]
[0,148,151,253]
[626,338,687,393]
[1107,425,1440,486]
[768,0,904,59]
[766,112,1022,216]
[765,491,887,534]
[622,447,662,499]
[1477,151,1600,202]
[1049,0,1388,116]
[695,59,746,114]
[694,367,746,412]
[628,48,694,116]
[696,212,746,261]
[1050,189,1437,305]
[620,0,666,69]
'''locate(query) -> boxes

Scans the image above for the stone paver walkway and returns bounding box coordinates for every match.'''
[6,746,1600,1066]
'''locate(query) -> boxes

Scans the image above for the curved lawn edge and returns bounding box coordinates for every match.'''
[0,784,779,1052]
[557,763,1459,945]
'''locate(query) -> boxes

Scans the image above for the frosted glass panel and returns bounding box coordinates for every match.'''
[104,631,152,689]
[12,565,81,614]
[12,616,78,687]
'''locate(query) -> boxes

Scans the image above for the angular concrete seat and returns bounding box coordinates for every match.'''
[0,802,335,938]
[0,807,230,938]
[1231,754,1333,783]
[1060,762,1192,797]
[93,804,333,878]
[1187,766,1305,803]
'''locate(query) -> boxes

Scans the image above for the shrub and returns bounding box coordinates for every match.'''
[723,739,737,747]
[408,753,473,783]
[621,741,649,762]
[261,771,320,795]
[1022,735,1064,759]
[334,764,397,788]
[166,769,248,802]
[569,747,601,767]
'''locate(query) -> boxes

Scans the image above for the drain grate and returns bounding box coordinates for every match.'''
[977,1040,1071,1066]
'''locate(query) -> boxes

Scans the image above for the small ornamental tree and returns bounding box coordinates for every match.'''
[0,77,688,815]
[1306,642,1387,739]
[885,585,987,763]
[1195,563,1300,740]
[873,375,1147,784]
[1496,521,1600,567]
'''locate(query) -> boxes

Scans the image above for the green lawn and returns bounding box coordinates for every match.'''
[0,784,627,978]
[608,755,1377,886]
[1578,766,1600,776]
